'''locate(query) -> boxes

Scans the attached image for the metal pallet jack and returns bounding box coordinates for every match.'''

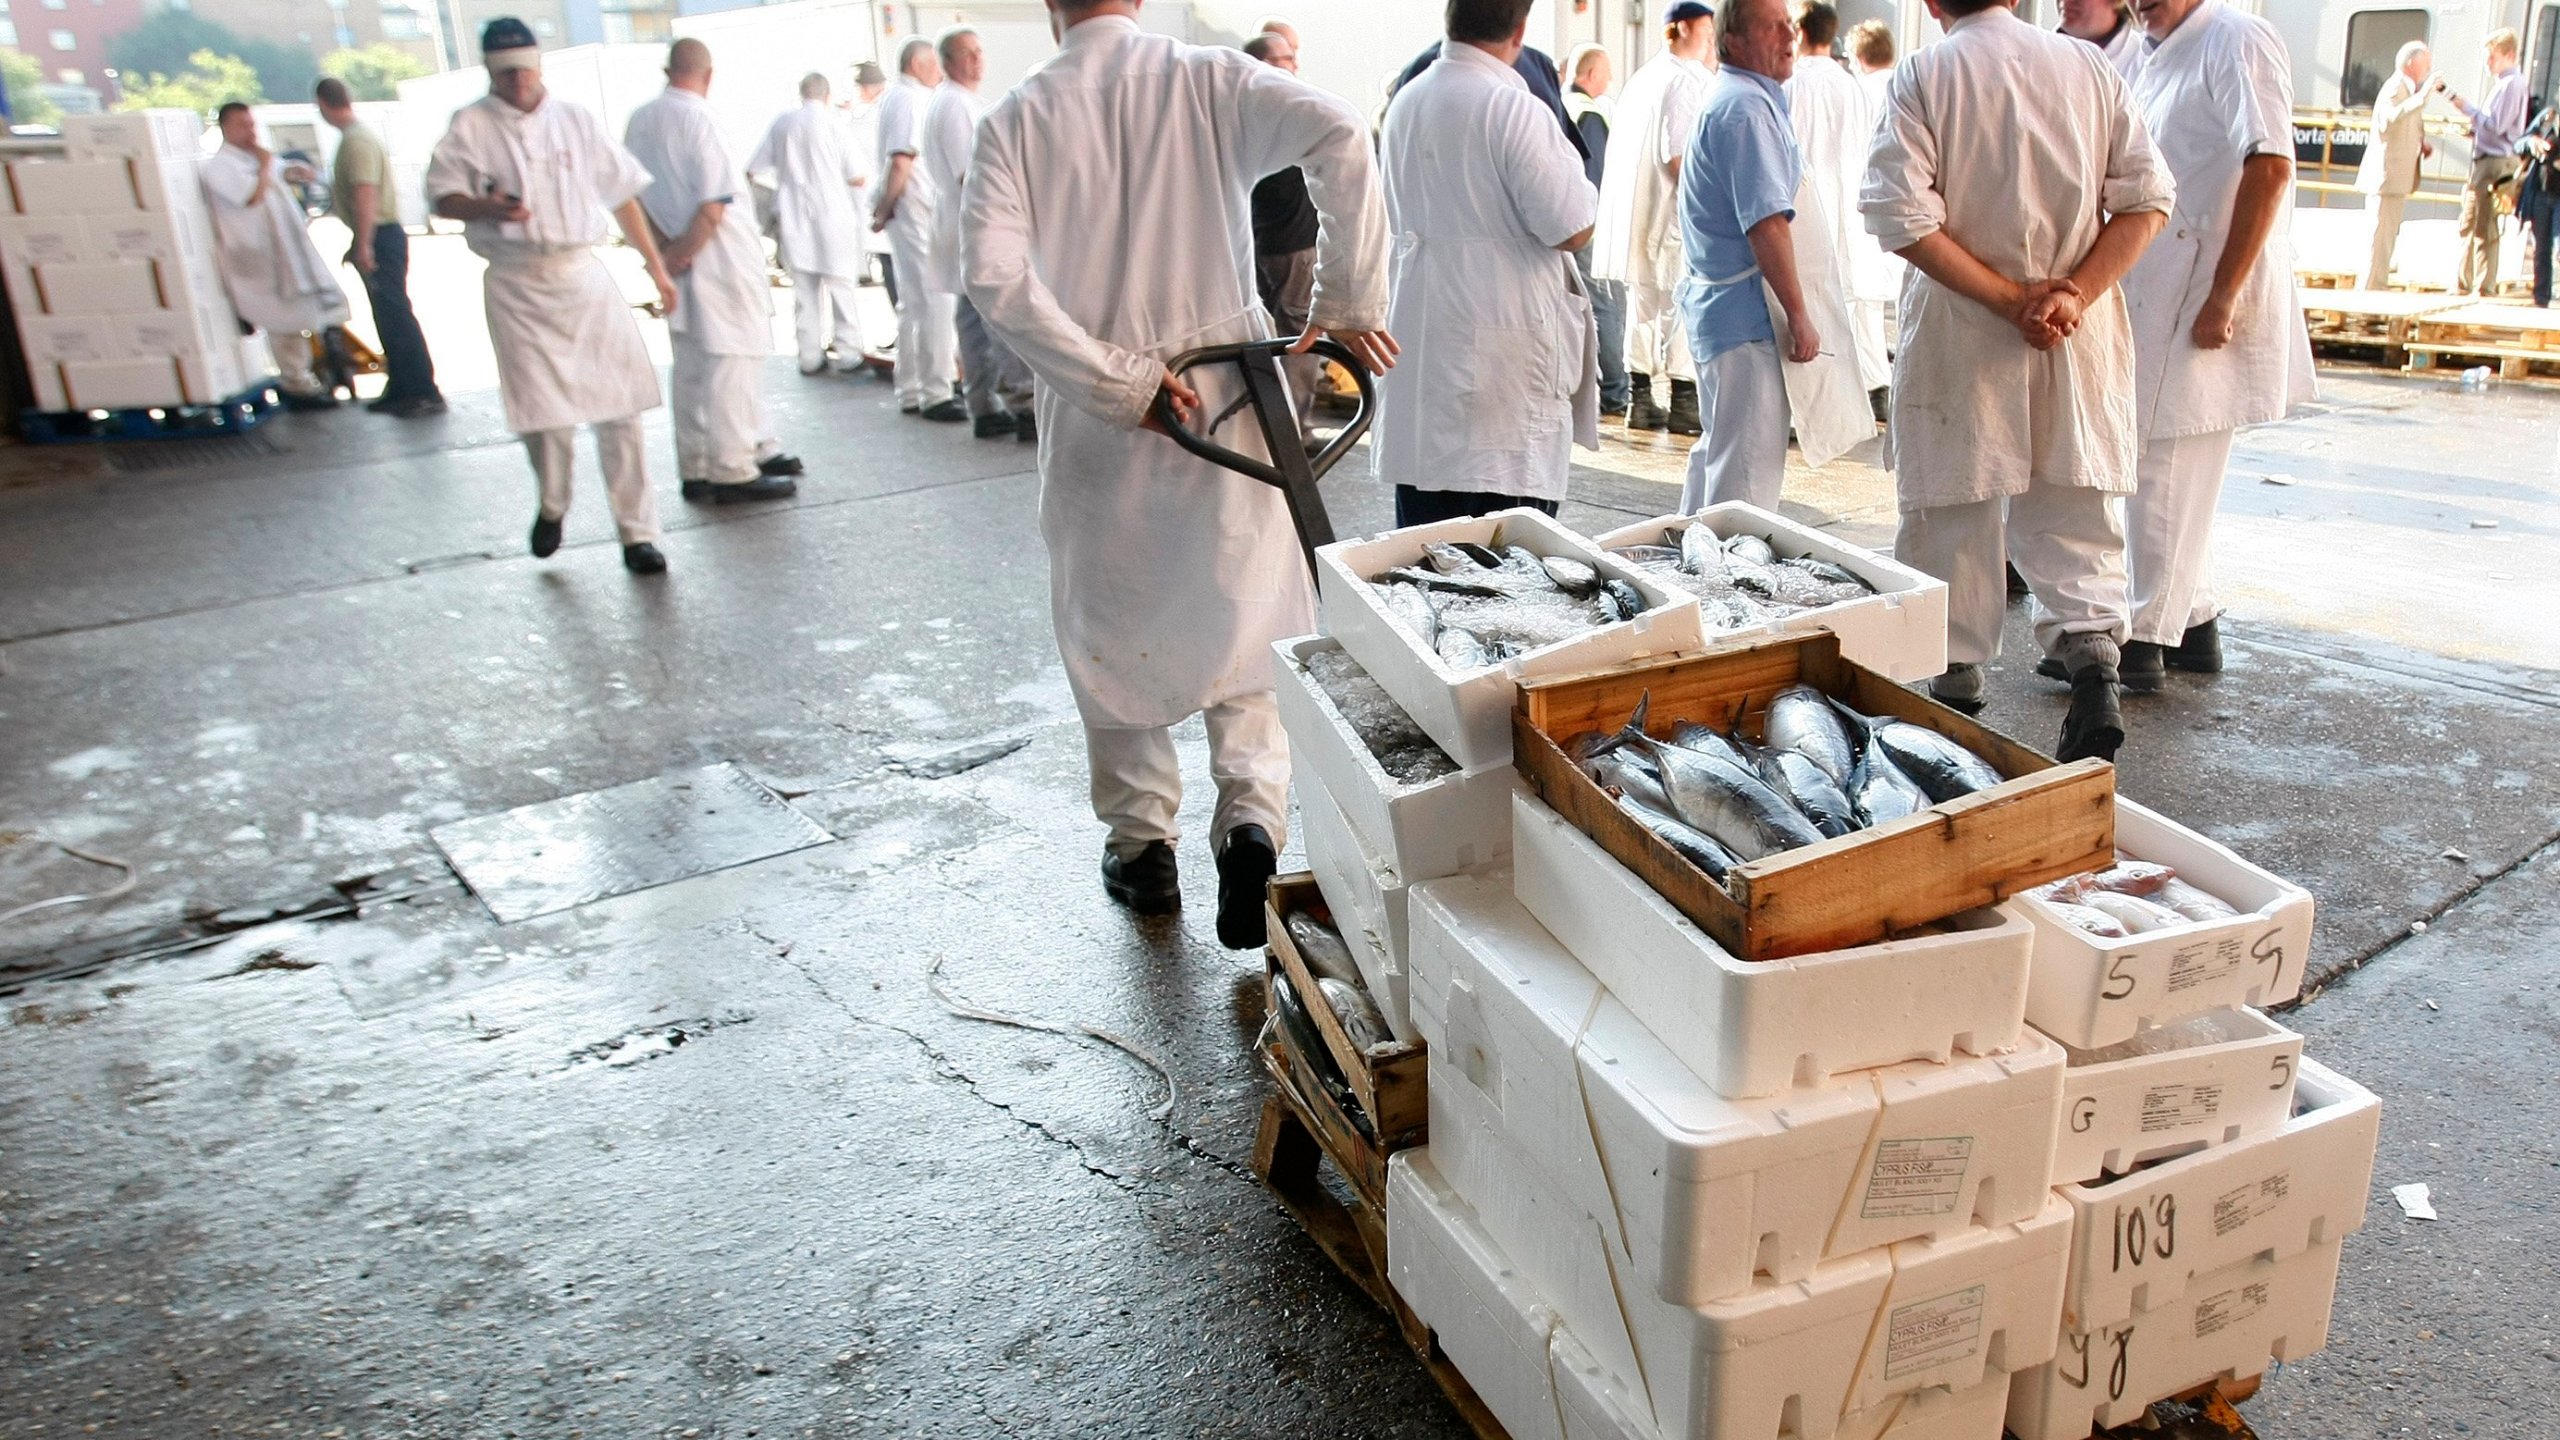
[1148,334,1377,575]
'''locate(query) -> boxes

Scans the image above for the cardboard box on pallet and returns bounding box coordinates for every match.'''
[2048,1007,2302,1186]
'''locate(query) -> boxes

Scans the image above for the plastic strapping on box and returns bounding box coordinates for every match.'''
[1821,1071,1897,1257]
[1567,983,1663,1428]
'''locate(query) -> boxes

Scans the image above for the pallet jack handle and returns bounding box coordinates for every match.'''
[1147,336,1378,578]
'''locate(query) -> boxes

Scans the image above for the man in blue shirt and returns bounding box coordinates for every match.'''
[2444,28,2531,294]
[1675,0,1822,510]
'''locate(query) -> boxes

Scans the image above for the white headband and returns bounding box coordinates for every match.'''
[486,45,541,74]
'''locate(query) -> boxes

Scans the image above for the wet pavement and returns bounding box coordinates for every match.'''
[2,346,2556,1439]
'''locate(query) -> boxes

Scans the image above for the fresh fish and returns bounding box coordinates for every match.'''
[1450,540,1507,569]
[1666,721,1754,771]
[1599,577,1646,623]
[1609,543,1683,566]
[1378,565,1507,598]
[1754,748,1860,838]
[1848,748,1931,826]
[1499,545,1557,584]
[1436,626,1493,670]
[2047,901,2130,938]
[1765,683,1859,783]
[1724,533,1779,566]
[1679,524,1726,575]
[1586,750,1677,815]
[2080,860,2176,897]
[1781,556,1865,588]
[2157,878,2240,922]
[1316,976,1392,1053]
[1871,720,2006,802]
[1618,794,1742,878]
[1266,971,1366,1128]
[1423,541,1492,575]
[1540,554,1602,595]
[1384,581,1438,641]
[2081,891,2186,934]
[1617,709,1825,859]
[1284,911,1364,988]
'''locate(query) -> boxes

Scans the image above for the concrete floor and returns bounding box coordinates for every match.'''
[1,341,2556,1439]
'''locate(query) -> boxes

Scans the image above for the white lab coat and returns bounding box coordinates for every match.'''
[1848,66,1904,314]
[964,15,1389,730]
[1861,6,2176,508]
[844,99,891,258]
[919,80,991,298]
[624,85,771,358]
[1786,54,1885,392]
[874,76,937,257]
[2123,0,2314,441]
[750,100,867,277]
[1376,42,1598,502]
[424,92,662,435]
[1593,50,1710,292]
[201,142,349,335]
[2099,21,2146,84]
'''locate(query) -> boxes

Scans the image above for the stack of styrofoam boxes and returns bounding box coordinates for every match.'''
[1,110,262,413]
[2005,798,2380,1439]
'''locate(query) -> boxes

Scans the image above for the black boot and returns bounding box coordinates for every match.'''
[2166,616,2223,673]
[1215,824,1278,949]
[1102,841,1180,916]
[1625,373,1668,431]
[1667,379,1703,436]
[2118,641,2167,694]
[2051,634,2124,763]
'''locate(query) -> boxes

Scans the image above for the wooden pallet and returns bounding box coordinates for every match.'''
[2402,302,2560,381]
[18,382,279,443]
[2093,1378,2264,1438]
[2299,289,2470,367]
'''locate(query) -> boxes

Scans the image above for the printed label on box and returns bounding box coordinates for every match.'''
[2191,1280,2271,1339]
[1885,1285,1986,1379]
[2211,1171,2291,1238]
[1861,1136,1974,1219]
[2167,935,2247,994]
[2139,1082,2224,1133]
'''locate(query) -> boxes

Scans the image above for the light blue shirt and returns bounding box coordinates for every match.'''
[2461,69,2530,158]
[1678,66,1800,363]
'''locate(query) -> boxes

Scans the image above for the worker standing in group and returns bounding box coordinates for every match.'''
[964,0,1392,947]
[2057,0,2144,82]
[2443,29,2531,295]
[1785,3,1886,398]
[750,72,869,375]
[315,78,443,417]
[2117,0,2311,692]
[424,17,679,575]
[203,102,350,412]
[1844,18,1900,411]
[1375,0,1598,527]
[1563,43,1632,419]
[874,37,964,421]
[2356,42,2433,291]
[1862,0,2172,760]
[921,26,1036,442]
[846,62,891,294]
[625,39,803,507]
[1593,2,1716,436]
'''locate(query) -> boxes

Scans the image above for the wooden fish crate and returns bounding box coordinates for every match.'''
[1266,873,1429,1144]
[1510,631,2115,962]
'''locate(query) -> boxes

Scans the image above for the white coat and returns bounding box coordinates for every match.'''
[1861,6,2176,508]
[749,100,867,277]
[1785,54,1884,393]
[964,15,1389,730]
[202,142,350,336]
[874,76,937,258]
[2099,21,2146,84]
[1376,42,1598,501]
[624,85,772,358]
[1592,50,1711,293]
[844,99,892,258]
[424,92,662,435]
[2123,0,2314,441]
[1848,66,1904,310]
[918,80,991,298]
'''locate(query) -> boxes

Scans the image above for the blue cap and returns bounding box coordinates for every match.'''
[1667,1,1715,20]
[480,16,539,54]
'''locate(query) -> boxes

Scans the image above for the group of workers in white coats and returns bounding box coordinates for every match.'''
[871,39,967,422]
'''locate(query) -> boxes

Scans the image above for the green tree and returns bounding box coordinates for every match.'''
[108,12,316,103]
[116,49,265,116]
[1,49,64,130]
[319,43,431,102]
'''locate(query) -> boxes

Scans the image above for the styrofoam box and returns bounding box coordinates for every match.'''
[2020,799,2312,1049]
[1386,1150,1569,1440]
[1432,1058,2071,1440]
[84,208,212,265]
[61,110,205,164]
[18,314,123,366]
[1274,634,1515,885]
[2006,1238,2344,1440]
[1315,508,1706,771]
[1512,790,2032,1098]
[63,358,189,410]
[1591,503,1950,682]
[7,160,145,215]
[1552,1324,2016,1440]
[1423,869,2062,1305]
[116,298,231,359]
[2049,1008,2302,1186]
[0,213,92,266]
[1300,779,1419,1043]
[32,260,165,316]
[2055,1056,2376,1332]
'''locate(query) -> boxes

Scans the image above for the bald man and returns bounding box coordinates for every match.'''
[626,38,804,503]
[874,36,964,419]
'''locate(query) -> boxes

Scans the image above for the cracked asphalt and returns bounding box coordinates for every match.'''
[1,346,2556,1439]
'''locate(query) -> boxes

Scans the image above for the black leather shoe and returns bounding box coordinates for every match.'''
[712,475,797,503]
[681,479,713,502]
[2057,664,2124,763]
[2006,562,2029,600]
[2118,641,2167,694]
[1667,379,1703,436]
[1102,842,1180,915]
[280,388,338,412]
[1215,825,1278,949]
[622,542,667,574]
[1016,411,1038,444]
[1625,374,1667,431]
[971,411,1012,438]
[758,452,804,477]
[919,397,970,423]
[529,514,563,558]
[2167,617,2223,673]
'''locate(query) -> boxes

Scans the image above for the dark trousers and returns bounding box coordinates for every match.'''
[2526,184,2560,308]
[1574,243,1629,411]
[1393,486,1562,529]
[360,223,439,401]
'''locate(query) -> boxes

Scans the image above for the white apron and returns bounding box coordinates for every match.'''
[1768,170,1872,468]
[483,250,662,434]
[751,102,866,278]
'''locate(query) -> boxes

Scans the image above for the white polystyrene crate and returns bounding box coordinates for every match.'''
[1275,634,1515,888]
[1385,1150,1567,1440]
[1315,508,1705,771]
[1590,503,1950,681]
[2007,1238,2344,1440]
[61,110,205,164]
[1407,873,1479,1051]
[2049,1008,2303,1185]
[31,259,166,316]
[2020,799,2312,1049]
[1433,1054,2069,1440]
[1424,870,2061,1304]
[1511,790,2032,1098]
[2055,1056,2376,1333]
[6,160,145,215]
[1299,779,1416,1042]
[62,358,186,409]
[0,213,92,266]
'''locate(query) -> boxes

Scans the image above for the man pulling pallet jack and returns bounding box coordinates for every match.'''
[963,0,1395,949]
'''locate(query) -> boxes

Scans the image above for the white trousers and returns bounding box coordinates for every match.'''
[1680,341,1789,511]
[791,269,861,371]
[670,334,774,485]
[1852,297,1892,392]
[526,417,657,544]
[1623,276,1697,383]
[1897,482,2128,666]
[886,229,957,406]
[2127,427,2232,645]
[267,330,318,393]
[1083,691,1290,857]
[2365,194,2408,290]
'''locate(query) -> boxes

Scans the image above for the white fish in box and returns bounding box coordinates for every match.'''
[1298,779,1417,1043]
[1316,509,1704,771]
[1511,790,2032,1098]
[2020,800,2311,1050]
[2049,1007,2302,1185]
[2006,1238,2345,1440]
[2054,1056,2376,1333]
